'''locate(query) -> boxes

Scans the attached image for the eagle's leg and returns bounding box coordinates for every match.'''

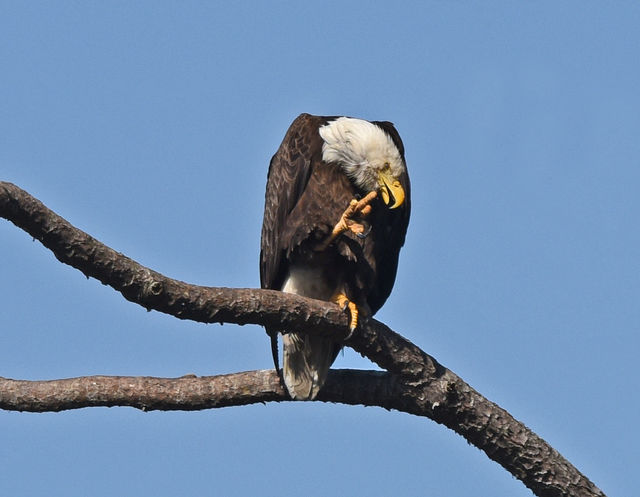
[332,292,358,338]
[318,191,377,251]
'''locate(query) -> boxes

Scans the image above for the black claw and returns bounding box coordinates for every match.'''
[344,327,356,340]
[356,224,372,239]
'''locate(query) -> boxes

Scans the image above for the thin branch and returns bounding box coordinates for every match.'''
[0,370,396,412]
[0,181,606,497]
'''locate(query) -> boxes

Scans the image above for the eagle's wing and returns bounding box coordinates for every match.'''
[366,120,412,313]
[373,119,411,241]
[260,113,324,291]
[260,114,330,381]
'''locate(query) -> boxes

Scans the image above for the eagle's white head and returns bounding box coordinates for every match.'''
[319,117,406,208]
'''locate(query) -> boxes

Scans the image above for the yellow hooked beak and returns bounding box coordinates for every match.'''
[377,167,405,209]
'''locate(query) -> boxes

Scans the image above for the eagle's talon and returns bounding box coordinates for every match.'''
[344,327,356,341]
[332,293,349,311]
[346,300,359,334]
[317,191,377,250]
[356,224,372,239]
[332,293,359,335]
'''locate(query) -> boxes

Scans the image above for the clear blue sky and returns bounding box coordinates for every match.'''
[1,2,638,496]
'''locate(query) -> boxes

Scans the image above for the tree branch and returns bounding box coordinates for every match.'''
[0,181,605,497]
[0,370,396,412]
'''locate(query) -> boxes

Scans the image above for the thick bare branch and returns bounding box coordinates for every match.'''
[0,183,434,376]
[0,181,605,497]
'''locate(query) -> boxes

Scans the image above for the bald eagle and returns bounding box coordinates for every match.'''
[260,113,410,400]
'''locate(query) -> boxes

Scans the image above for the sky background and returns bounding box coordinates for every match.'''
[1,2,638,496]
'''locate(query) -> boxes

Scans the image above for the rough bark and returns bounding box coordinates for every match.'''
[0,370,395,412]
[0,181,606,497]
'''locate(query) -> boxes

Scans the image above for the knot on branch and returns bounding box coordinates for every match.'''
[145,279,164,297]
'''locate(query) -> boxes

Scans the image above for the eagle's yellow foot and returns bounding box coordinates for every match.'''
[318,191,377,250]
[336,191,377,237]
[332,293,359,338]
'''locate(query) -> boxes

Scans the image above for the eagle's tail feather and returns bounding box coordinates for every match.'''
[282,332,337,400]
